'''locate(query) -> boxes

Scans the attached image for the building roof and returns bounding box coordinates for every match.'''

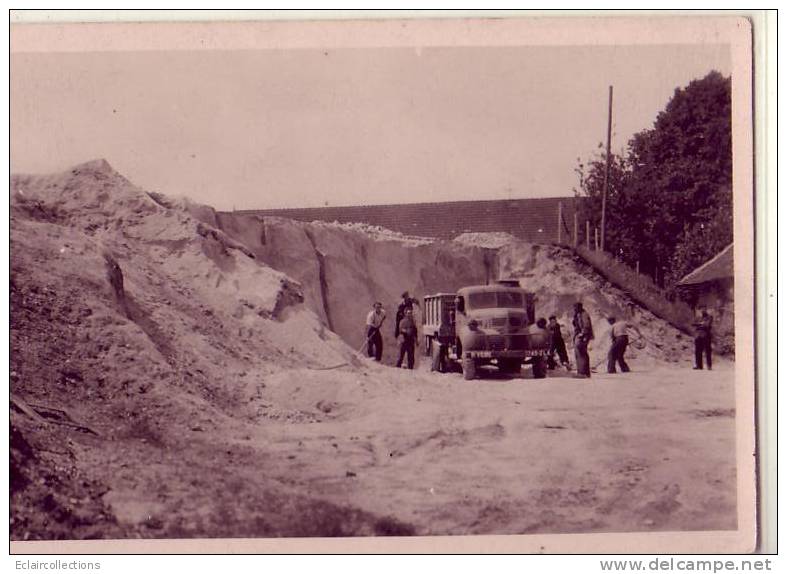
[233,197,577,244]
[677,243,734,286]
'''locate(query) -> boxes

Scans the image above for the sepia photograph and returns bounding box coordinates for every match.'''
[8,12,761,554]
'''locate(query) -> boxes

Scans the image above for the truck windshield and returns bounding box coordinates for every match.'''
[468,291,524,309]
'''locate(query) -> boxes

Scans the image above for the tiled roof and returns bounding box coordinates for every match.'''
[677,244,734,286]
[233,197,577,243]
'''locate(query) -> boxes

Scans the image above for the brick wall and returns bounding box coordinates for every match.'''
[231,197,577,244]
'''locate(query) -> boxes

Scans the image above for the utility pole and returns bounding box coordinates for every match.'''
[600,85,613,253]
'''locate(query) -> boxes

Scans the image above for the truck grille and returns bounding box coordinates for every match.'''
[486,335,528,351]
[488,317,523,329]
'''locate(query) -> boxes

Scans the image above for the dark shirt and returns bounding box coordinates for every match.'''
[399,315,417,339]
[694,314,713,338]
[547,322,564,342]
[395,297,418,336]
[573,310,594,340]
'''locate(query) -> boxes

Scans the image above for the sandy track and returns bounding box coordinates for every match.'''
[233,362,737,536]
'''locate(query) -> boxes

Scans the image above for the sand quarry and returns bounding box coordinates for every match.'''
[10,160,736,542]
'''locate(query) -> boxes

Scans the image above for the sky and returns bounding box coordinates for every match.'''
[11,44,731,211]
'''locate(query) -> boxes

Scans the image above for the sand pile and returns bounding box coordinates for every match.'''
[10,160,413,539]
[10,160,721,542]
[497,242,695,366]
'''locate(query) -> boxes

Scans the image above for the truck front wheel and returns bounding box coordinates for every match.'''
[462,356,477,380]
[431,343,445,373]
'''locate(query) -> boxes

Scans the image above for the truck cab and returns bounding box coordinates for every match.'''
[423,280,550,380]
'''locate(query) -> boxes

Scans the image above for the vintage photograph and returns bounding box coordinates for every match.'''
[9,14,756,553]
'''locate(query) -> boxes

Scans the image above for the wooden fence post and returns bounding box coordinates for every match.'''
[594,227,599,251]
[573,212,578,247]
[586,221,590,250]
[557,202,563,244]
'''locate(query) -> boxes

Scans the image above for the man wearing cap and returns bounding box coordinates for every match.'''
[396,307,419,369]
[365,301,386,362]
[572,302,594,378]
[394,290,420,338]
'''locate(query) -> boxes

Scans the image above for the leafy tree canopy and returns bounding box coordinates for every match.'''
[574,71,732,289]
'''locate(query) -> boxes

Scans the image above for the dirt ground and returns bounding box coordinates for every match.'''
[239,359,738,536]
[12,334,737,540]
[9,161,737,541]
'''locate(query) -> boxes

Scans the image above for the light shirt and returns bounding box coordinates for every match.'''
[611,321,631,337]
[366,309,386,329]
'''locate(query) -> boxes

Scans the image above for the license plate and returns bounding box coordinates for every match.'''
[467,349,549,359]
[469,350,493,358]
[467,350,522,359]
[523,349,549,357]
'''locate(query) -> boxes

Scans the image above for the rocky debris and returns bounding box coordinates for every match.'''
[454,231,519,249]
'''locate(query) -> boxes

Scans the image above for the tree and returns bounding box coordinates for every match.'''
[575,71,732,288]
[667,186,733,286]
[573,148,638,263]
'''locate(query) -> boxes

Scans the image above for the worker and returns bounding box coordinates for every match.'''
[394,291,420,338]
[396,307,419,369]
[365,301,386,362]
[547,315,570,370]
[572,302,594,378]
[693,308,713,370]
[606,316,642,373]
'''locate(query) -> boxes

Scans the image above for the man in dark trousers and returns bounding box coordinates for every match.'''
[606,316,642,373]
[547,315,570,370]
[572,302,594,378]
[693,308,713,370]
[396,307,418,369]
[364,301,386,362]
[394,291,420,338]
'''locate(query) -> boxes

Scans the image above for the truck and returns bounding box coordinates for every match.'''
[422,280,551,380]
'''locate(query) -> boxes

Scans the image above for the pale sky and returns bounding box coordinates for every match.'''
[11,45,731,210]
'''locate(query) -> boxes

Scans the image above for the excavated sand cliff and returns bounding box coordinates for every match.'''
[10,161,734,542]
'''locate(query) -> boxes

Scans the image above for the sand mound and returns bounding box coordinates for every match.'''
[10,160,407,539]
[11,161,722,542]
[497,242,694,366]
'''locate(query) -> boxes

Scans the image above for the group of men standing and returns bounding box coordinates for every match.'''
[567,302,648,377]
[365,294,714,375]
[566,301,714,376]
[364,291,420,369]
[538,303,644,378]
